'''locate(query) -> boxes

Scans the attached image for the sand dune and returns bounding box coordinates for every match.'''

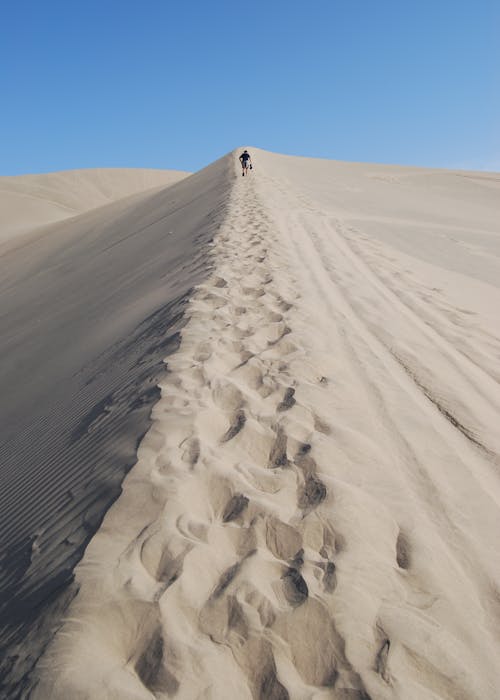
[3,149,500,699]
[0,167,188,245]
[0,157,232,696]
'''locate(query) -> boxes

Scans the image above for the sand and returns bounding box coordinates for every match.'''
[0,167,188,246]
[0,157,233,696]
[3,149,500,699]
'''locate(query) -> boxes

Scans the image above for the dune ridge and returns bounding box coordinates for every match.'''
[0,156,233,697]
[32,151,500,699]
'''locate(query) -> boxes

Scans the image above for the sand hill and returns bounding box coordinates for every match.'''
[1,149,499,699]
[0,167,188,246]
[0,157,232,696]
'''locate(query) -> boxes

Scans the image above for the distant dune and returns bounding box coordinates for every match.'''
[0,167,188,245]
[1,150,499,699]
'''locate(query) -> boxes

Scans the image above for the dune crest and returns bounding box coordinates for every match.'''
[0,156,232,697]
[32,151,500,699]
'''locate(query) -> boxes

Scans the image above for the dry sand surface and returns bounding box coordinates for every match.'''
[0,158,232,695]
[0,167,188,246]
[2,149,500,699]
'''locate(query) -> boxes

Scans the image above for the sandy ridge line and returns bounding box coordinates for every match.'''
[33,164,375,699]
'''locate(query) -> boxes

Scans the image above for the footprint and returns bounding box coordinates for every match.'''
[277,387,296,412]
[322,561,337,593]
[277,299,293,312]
[266,518,302,560]
[155,544,192,586]
[135,626,179,695]
[396,529,411,569]
[221,409,246,442]
[198,293,226,310]
[244,639,290,700]
[222,493,250,523]
[193,343,212,362]
[233,362,264,389]
[234,350,254,368]
[269,426,288,468]
[281,567,308,606]
[294,442,312,460]
[242,287,266,298]
[375,632,391,684]
[298,475,327,511]
[213,276,227,288]
[181,436,200,466]
[212,381,243,411]
[211,562,241,600]
[266,311,284,323]
[267,325,292,347]
[314,415,332,435]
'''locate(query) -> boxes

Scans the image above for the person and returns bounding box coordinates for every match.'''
[239,149,252,176]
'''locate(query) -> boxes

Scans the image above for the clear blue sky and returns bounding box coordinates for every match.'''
[1,0,499,174]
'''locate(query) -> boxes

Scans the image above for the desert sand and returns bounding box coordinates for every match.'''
[0,167,188,246]
[2,149,500,699]
[0,159,232,695]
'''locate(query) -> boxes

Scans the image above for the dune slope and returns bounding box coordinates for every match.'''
[0,155,233,697]
[0,167,188,245]
[17,150,500,698]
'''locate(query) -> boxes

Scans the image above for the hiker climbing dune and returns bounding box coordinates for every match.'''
[239,149,252,176]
